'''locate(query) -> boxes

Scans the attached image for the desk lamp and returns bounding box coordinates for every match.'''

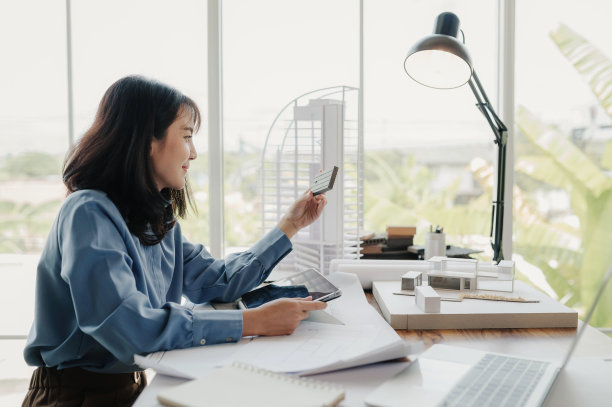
[403,11,508,262]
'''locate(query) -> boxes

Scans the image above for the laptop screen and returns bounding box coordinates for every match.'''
[559,266,612,369]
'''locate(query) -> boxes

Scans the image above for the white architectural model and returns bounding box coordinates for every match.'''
[330,257,516,292]
[260,87,362,275]
[401,271,422,291]
[427,257,515,292]
[415,285,441,313]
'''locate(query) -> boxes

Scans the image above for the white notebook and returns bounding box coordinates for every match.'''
[157,362,346,407]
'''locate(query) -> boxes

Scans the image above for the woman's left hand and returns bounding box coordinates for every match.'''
[277,190,327,238]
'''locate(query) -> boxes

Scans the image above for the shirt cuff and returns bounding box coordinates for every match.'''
[191,309,243,346]
[248,226,292,271]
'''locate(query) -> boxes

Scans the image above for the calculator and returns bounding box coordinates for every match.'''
[311,166,339,196]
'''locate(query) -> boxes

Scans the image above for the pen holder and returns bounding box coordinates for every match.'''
[425,232,446,259]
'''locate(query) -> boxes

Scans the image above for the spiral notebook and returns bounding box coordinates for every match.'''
[157,362,346,407]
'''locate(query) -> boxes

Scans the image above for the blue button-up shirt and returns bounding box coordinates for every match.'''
[24,189,292,373]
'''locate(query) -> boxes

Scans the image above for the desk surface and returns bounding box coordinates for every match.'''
[365,291,580,348]
[135,292,612,407]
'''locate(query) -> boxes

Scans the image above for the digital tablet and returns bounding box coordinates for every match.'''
[238,268,342,309]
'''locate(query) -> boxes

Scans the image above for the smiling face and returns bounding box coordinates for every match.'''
[150,107,197,191]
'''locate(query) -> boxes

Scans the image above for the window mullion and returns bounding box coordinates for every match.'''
[498,0,515,260]
[207,0,225,257]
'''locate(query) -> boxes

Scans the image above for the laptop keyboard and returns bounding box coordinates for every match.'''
[439,353,550,407]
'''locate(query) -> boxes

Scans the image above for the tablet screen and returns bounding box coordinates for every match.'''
[240,269,341,309]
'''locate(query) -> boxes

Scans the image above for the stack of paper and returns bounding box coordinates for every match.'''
[134,272,419,378]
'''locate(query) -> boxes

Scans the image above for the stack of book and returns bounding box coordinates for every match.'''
[386,225,416,249]
[360,226,417,259]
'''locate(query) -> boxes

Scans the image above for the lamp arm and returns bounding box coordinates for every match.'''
[467,70,507,143]
[467,69,508,263]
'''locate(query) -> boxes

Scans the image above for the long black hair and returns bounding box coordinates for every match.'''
[63,75,201,245]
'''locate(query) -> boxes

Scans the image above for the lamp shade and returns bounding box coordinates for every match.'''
[404,12,473,89]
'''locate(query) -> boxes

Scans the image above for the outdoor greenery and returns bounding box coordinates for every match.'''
[1,25,610,326]
[363,150,492,254]
[0,154,64,252]
[0,152,62,181]
[513,24,612,326]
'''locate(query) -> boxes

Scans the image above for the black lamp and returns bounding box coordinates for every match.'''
[404,12,508,262]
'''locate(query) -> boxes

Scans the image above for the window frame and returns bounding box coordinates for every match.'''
[207,0,515,259]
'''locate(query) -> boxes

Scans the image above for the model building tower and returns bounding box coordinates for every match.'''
[260,86,363,275]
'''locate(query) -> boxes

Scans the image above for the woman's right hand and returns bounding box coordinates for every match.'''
[242,297,327,336]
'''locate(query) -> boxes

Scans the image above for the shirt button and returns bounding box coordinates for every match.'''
[226,337,233,342]
[200,339,207,345]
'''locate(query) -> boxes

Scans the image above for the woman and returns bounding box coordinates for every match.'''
[22,76,327,406]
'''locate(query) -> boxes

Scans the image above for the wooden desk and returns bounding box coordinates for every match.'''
[364,289,612,396]
[366,291,578,349]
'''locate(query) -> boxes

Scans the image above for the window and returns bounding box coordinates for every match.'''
[70,0,210,244]
[0,1,209,401]
[0,0,210,336]
[0,0,70,401]
[363,0,499,257]
[515,0,612,327]
[0,0,68,338]
[221,0,359,252]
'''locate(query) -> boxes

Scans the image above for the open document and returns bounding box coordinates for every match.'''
[134,272,422,378]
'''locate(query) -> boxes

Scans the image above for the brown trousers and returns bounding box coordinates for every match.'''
[22,366,147,407]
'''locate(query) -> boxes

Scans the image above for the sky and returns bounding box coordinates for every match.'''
[1,0,611,156]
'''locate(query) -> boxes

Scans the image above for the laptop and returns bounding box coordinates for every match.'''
[365,266,612,407]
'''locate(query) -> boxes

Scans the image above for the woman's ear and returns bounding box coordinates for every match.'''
[150,138,159,158]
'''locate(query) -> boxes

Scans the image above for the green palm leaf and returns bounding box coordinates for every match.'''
[515,156,570,190]
[517,106,612,197]
[550,23,612,117]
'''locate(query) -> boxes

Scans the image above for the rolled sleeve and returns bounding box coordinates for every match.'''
[192,310,243,346]
[182,226,293,304]
[249,226,293,273]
